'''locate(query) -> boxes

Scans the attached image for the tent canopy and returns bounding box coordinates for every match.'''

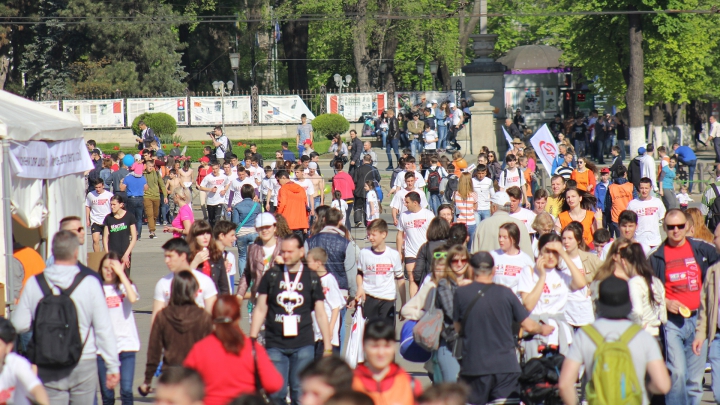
[0,90,83,141]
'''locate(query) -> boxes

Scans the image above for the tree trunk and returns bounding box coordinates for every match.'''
[0,55,8,90]
[281,20,309,90]
[457,0,482,68]
[626,11,645,157]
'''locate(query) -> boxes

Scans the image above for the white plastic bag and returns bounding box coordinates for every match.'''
[343,306,365,368]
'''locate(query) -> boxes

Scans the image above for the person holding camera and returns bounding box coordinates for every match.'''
[209,126,229,165]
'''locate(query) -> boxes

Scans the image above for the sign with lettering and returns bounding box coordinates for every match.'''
[9,138,94,179]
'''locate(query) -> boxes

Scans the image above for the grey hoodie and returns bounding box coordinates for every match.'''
[12,264,120,374]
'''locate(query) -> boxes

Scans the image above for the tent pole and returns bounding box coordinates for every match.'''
[2,139,14,313]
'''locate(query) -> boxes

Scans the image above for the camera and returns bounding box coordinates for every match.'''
[207,131,215,137]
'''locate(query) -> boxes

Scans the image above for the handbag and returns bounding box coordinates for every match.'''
[453,284,490,359]
[344,306,366,368]
[251,339,273,404]
[412,287,443,352]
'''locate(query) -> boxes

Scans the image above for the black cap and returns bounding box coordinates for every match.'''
[596,276,632,319]
[469,251,494,271]
[0,317,16,344]
[91,148,101,155]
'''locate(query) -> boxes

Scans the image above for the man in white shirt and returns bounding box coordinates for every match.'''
[640,143,658,193]
[227,166,258,211]
[710,115,720,164]
[473,164,494,222]
[390,172,428,226]
[600,210,652,260]
[396,191,435,297]
[151,238,218,324]
[626,177,666,248]
[391,156,426,193]
[85,179,113,252]
[198,162,228,228]
[448,102,463,151]
[507,186,536,236]
[425,157,448,215]
[210,126,229,165]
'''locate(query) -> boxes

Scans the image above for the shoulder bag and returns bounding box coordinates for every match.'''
[235,202,258,233]
[412,287,443,351]
[453,284,491,359]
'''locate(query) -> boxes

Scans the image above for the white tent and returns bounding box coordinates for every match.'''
[0,90,92,302]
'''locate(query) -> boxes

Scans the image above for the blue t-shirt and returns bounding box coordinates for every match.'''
[297,124,313,143]
[675,146,696,162]
[124,174,147,197]
[661,166,676,190]
[282,149,296,162]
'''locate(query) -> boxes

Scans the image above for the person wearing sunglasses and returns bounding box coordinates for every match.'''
[45,216,103,283]
[648,209,720,405]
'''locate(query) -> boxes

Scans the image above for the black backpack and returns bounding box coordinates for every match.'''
[444,174,459,202]
[27,272,88,369]
[427,169,442,194]
[707,184,720,232]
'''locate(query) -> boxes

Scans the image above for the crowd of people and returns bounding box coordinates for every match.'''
[8,109,720,405]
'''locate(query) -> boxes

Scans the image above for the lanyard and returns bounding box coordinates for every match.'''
[283,265,303,292]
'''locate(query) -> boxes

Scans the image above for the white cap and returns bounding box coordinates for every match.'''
[308,162,318,169]
[426,103,432,108]
[134,154,141,161]
[255,212,277,228]
[449,102,456,108]
[490,191,511,206]
[431,99,438,104]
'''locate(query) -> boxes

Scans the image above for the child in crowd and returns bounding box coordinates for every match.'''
[0,317,48,404]
[592,229,612,259]
[423,124,438,153]
[595,168,611,228]
[213,221,237,290]
[299,357,355,405]
[676,184,692,210]
[473,164,494,222]
[99,158,113,191]
[331,190,348,227]
[365,180,381,224]
[307,248,344,359]
[261,166,278,213]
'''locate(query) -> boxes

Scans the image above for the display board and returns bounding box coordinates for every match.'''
[190,96,252,125]
[327,92,387,122]
[258,95,315,124]
[127,97,188,126]
[505,87,560,116]
[36,101,60,111]
[394,91,456,112]
[62,99,125,128]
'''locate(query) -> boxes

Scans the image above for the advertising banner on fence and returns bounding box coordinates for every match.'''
[37,101,60,111]
[9,138,94,179]
[190,96,252,125]
[62,99,125,128]
[529,124,558,177]
[395,91,456,112]
[326,92,386,122]
[127,97,188,126]
[258,95,315,124]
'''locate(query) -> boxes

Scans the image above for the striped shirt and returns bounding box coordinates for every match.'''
[555,165,573,180]
[453,191,478,225]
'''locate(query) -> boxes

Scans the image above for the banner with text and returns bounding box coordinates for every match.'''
[529,124,559,177]
[9,138,95,179]
[37,101,60,111]
[258,95,315,124]
[395,91,456,112]
[327,92,387,122]
[190,96,252,125]
[127,97,188,126]
[62,99,125,128]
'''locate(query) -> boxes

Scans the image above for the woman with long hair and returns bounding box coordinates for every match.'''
[570,157,597,193]
[555,187,600,248]
[437,203,454,225]
[620,244,666,337]
[308,205,330,238]
[659,157,679,209]
[491,223,534,297]
[452,173,478,249]
[593,237,633,283]
[188,220,231,295]
[686,207,713,242]
[445,223,468,248]
[140,271,213,396]
[102,195,138,274]
[98,253,140,405]
[487,151,502,182]
[413,217,451,289]
[560,222,600,328]
[184,296,282,405]
[401,246,449,320]
[164,188,194,238]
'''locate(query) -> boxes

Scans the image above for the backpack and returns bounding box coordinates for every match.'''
[502,168,523,189]
[707,184,720,232]
[444,175,459,202]
[581,324,643,405]
[27,272,88,369]
[427,169,442,193]
[216,135,231,155]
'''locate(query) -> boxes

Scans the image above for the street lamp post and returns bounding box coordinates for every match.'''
[212,80,234,133]
[229,53,240,95]
[429,61,439,91]
[416,61,425,91]
[333,73,352,118]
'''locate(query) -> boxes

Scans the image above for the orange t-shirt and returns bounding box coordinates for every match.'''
[559,210,595,246]
[571,170,596,192]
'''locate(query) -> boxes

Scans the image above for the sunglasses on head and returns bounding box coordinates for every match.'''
[433,251,448,259]
[666,223,686,231]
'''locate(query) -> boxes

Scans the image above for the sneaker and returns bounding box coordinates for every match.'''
[385,166,393,171]
[149,232,156,239]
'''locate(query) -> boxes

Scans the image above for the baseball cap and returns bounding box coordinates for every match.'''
[199,156,210,163]
[133,154,141,161]
[469,252,495,272]
[426,103,432,108]
[304,139,312,145]
[449,102,456,108]
[255,212,277,228]
[308,162,318,169]
[638,147,646,155]
[430,99,438,104]
[596,276,632,319]
[600,167,610,174]
[490,191,511,206]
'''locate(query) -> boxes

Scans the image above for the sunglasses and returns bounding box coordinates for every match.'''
[666,223,686,230]
[433,252,448,259]
[75,227,85,233]
[451,258,468,264]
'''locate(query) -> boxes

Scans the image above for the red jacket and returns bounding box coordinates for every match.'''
[184,335,282,405]
[332,171,355,199]
[277,181,309,230]
[352,363,422,405]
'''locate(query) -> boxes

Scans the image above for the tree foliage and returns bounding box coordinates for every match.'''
[132,112,178,142]
[311,113,350,139]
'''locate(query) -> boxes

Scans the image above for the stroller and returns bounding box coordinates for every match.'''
[518,342,565,405]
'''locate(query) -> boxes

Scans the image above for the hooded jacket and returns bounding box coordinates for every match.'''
[277,181,309,230]
[144,304,212,384]
[628,155,643,192]
[353,363,422,404]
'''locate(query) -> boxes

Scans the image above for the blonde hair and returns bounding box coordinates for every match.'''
[436,245,472,283]
[594,237,632,282]
[531,212,555,234]
[687,208,713,242]
[456,173,473,200]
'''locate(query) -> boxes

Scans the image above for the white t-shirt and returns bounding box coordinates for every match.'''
[490,249,534,298]
[397,209,434,258]
[153,270,218,308]
[223,173,237,204]
[85,190,113,225]
[472,177,494,210]
[510,208,537,234]
[366,190,380,221]
[224,251,237,290]
[331,199,348,225]
[312,273,345,346]
[518,266,573,316]
[390,187,428,212]
[499,167,525,190]
[358,247,404,300]
[294,179,315,199]
[228,177,258,206]
[626,197,666,246]
[393,170,426,190]
[424,130,438,149]
[0,353,42,405]
[261,177,276,200]
[201,173,229,206]
[103,283,141,352]
[563,256,595,327]
[215,135,229,159]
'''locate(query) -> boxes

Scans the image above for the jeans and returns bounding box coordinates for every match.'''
[310,196,322,227]
[236,231,257,277]
[663,313,707,405]
[706,331,720,402]
[386,138,400,168]
[339,307,348,354]
[159,197,169,224]
[298,144,305,157]
[267,345,315,405]
[344,200,354,231]
[679,158,697,194]
[380,130,388,148]
[97,352,136,405]
[617,139,627,161]
[475,210,491,225]
[433,339,460,383]
[466,223,476,251]
[126,197,144,239]
[411,139,422,159]
[437,125,448,149]
[429,193,442,214]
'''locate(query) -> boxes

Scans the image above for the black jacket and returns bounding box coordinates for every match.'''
[649,238,720,285]
[388,117,400,139]
[352,164,380,198]
[195,258,231,295]
[349,137,363,166]
[628,156,643,192]
[609,156,623,180]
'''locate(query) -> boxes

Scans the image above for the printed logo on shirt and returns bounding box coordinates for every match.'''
[94,199,109,206]
[635,207,659,216]
[367,263,392,276]
[542,283,550,293]
[507,176,520,183]
[109,223,128,233]
[0,387,15,402]
[106,294,124,308]
[404,219,429,229]
[498,264,523,277]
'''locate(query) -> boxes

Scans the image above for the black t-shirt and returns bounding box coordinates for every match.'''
[453,282,529,376]
[257,265,325,349]
[102,211,136,256]
[571,123,587,142]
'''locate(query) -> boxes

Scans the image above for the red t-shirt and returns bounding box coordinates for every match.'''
[664,241,702,310]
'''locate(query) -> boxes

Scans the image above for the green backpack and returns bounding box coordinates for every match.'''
[581,324,643,405]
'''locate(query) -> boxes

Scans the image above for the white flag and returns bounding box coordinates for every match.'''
[502,126,513,148]
[530,124,559,177]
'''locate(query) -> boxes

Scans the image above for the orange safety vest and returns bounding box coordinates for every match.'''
[608,182,635,223]
[559,210,595,247]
